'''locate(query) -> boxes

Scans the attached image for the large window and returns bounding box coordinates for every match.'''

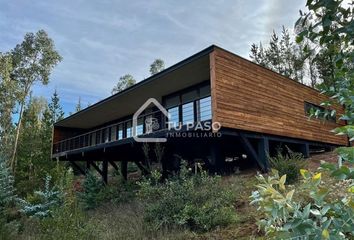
[126,121,132,137]
[117,124,124,140]
[136,118,144,136]
[164,83,211,126]
[163,82,211,126]
[182,102,194,124]
[304,102,336,122]
[168,106,179,128]
[198,96,212,121]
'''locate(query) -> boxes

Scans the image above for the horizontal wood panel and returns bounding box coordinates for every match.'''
[210,48,347,146]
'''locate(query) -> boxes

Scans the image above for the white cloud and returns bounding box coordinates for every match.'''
[0,0,307,112]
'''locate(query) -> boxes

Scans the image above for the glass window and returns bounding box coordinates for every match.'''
[117,124,124,140]
[136,118,144,136]
[102,128,109,143]
[200,84,211,98]
[199,96,212,121]
[182,89,198,104]
[91,132,96,146]
[110,126,116,141]
[168,106,179,128]
[182,102,194,124]
[304,102,336,122]
[126,122,132,138]
[96,130,101,144]
[165,95,180,108]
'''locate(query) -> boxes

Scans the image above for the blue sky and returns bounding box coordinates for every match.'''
[0,0,305,115]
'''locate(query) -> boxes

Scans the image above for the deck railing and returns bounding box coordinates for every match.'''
[53,96,211,154]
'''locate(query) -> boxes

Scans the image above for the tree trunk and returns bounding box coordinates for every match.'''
[10,100,25,173]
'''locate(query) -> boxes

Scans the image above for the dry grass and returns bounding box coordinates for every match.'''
[87,201,193,240]
[85,170,264,240]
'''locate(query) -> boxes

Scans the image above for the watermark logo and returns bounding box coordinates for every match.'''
[133,98,221,142]
[133,98,169,143]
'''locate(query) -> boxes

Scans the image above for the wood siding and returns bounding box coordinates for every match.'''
[210,48,347,146]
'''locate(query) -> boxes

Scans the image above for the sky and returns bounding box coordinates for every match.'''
[0,0,306,115]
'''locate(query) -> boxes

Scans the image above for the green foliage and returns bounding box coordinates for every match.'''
[18,175,64,218]
[111,74,136,94]
[138,161,236,232]
[250,169,354,239]
[296,0,353,163]
[38,199,97,240]
[0,156,19,239]
[0,158,16,211]
[0,53,16,159]
[268,149,307,184]
[250,26,310,84]
[78,171,104,210]
[150,59,165,75]
[9,29,62,172]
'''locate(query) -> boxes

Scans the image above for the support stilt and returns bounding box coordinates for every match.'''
[102,160,108,184]
[71,161,86,175]
[121,161,128,181]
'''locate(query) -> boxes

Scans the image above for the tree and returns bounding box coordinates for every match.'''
[42,90,64,163]
[75,97,82,112]
[250,27,307,84]
[150,59,165,75]
[0,53,17,160]
[9,30,62,172]
[111,74,136,94]
[296,0,353,163]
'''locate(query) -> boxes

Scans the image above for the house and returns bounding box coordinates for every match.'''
[52,45,347,182]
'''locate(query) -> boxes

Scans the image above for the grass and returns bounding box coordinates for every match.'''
[83,169,263,240]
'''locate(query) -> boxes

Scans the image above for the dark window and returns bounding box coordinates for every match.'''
[304,102,336,122]
[182,89,198,104]
[136,118,144,136]
[165,95,180,108]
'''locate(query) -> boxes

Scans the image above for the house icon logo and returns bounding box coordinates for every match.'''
[132,98,169,142]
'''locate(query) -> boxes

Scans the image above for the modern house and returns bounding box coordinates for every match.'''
[52,45,348,182]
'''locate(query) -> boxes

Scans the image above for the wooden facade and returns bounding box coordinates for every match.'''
[210,47,347,146]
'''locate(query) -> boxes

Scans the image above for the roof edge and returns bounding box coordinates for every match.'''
[55,45,216,127]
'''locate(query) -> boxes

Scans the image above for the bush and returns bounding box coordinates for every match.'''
[38,169,97,239]
[250,169,354,239]
[268,148,307,184]
[78,171,104,210]
[138,161,236,232]
[17,175,64,218]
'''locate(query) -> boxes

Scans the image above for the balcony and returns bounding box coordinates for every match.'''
[52,96,211,155]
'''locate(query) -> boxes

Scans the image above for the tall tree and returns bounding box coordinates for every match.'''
[111,74,136,95]
[250,27,307,84]
[16,95,50,194]
[75,97,82,112]
[150,59,165,75]
[0,53,17,160]
[9,30,62,172]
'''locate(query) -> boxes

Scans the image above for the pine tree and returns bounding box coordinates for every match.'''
[0,157,16,212]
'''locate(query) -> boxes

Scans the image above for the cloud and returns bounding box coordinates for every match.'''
[0,0,307,113]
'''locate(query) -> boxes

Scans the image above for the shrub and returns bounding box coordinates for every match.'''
[138,161,236,232]
[268,148,307,184]
[37,168,97,239]
[17,175,64,218]
[78,171,104,210]
[250,169,354,239]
